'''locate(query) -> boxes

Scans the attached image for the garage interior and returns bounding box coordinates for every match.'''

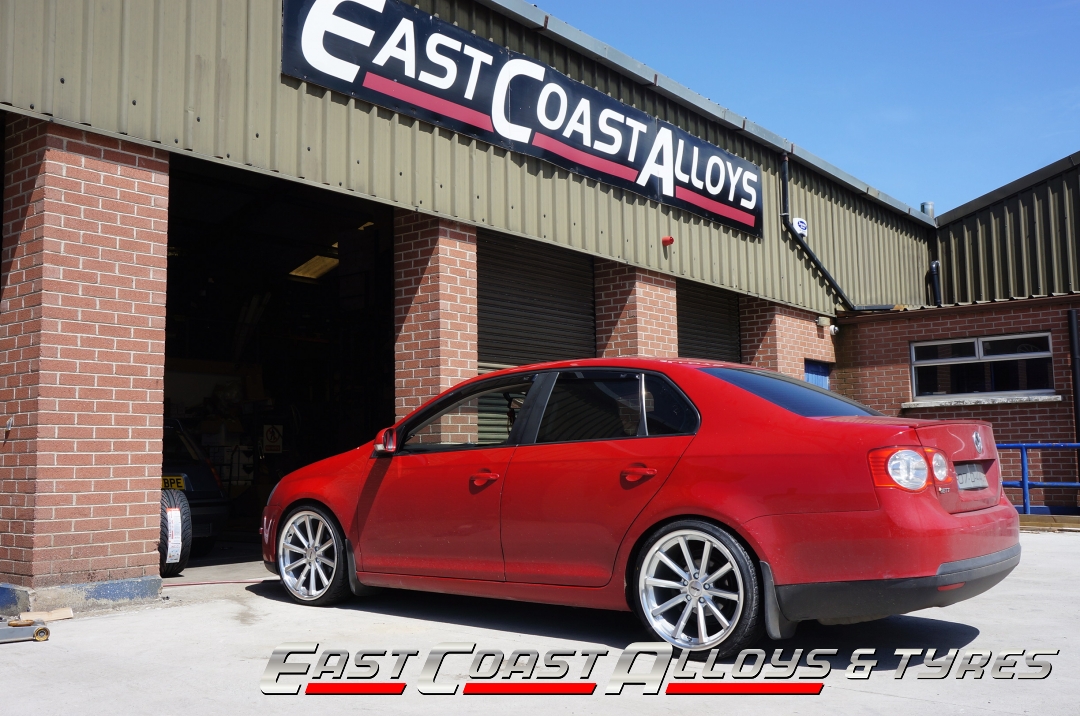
[164,156,395,540]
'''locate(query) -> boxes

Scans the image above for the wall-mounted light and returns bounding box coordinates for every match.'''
[661,236,674,247]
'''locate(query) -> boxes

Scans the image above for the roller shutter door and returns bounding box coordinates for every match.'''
[677,279,741,362]
[478,233,595,370]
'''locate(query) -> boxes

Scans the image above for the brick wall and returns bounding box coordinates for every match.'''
[393,209,477,420]
[0,116,168,588]
[595,260,678,357]
[835,299,1080,507]
[740,295,836,378]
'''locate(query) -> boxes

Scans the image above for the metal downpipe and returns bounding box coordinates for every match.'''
[779,154,896,313]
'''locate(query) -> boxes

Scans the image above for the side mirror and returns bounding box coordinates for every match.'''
[373,427,398,456]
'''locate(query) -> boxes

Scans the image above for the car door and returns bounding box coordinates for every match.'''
[359,373,540,581]
[500,370,698,586]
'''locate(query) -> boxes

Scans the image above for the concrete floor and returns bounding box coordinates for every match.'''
[1,532,1076,715]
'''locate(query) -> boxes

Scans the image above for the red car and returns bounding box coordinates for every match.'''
[261,358,1020,654]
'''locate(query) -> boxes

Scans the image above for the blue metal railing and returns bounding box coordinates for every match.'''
[997,443,1080,514]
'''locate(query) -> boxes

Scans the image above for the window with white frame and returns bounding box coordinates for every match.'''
[911,333,1054,399]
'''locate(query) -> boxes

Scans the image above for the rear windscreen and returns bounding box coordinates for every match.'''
[701,367,880,417]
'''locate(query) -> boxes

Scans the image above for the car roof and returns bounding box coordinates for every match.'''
[469,356,744,382]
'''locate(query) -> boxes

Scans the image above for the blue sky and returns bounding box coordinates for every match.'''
[531,0,1080,213]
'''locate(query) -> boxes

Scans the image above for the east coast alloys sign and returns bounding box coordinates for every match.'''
[282,0,764,234]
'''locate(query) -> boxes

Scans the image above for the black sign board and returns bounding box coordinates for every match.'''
[282,0,763,234]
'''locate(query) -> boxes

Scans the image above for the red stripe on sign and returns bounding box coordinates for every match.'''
[531,133,640,182]
[362,72,494,132]
[305,682,406,695]
[462,682,598,695]
[674,186,757,228]
[666,682,824,695]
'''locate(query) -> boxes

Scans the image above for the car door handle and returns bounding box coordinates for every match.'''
[471,471,500,486]
[621,466,658,482]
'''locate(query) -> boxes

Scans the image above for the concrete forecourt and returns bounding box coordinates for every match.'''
[0,531,1075,714]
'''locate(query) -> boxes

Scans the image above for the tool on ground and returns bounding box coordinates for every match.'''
[1,619,50,644]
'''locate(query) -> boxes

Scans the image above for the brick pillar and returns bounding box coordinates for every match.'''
[393,210,477,420]
[0,116,168,599]
[594,259,679,358]
[739,295,835,378]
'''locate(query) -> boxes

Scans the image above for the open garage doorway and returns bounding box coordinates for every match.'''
[165,155,395,550]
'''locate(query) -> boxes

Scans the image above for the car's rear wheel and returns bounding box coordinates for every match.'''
[277,506,350,606]
[633,520,762,654]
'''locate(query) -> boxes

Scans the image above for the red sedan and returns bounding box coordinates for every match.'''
[261,358,1020,654]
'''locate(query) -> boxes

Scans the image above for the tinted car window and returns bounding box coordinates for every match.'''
[536,371,642,443]
[702,367,879,417]
[644,375,699,435]
[402,376,535,451]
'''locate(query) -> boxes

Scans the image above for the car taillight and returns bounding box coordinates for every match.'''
[923,447,953,484]
[206,458,224,491]
[868,447,930,491]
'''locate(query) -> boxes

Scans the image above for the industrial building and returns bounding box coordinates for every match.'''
[0,0,1076,606]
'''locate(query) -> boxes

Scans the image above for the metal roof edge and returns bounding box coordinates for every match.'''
[936,150,1080,226]
[473,0,935,228]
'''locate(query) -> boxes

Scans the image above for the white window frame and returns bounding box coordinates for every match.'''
[910,332,1054,401]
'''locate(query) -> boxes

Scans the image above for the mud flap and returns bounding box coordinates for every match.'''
[761,562,798,640]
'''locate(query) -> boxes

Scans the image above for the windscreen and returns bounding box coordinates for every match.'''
[702,367,880,417]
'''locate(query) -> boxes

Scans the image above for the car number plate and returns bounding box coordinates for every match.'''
[161,475,186,490]
[955,463,988,491]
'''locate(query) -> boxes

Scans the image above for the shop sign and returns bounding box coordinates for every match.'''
[282,0,763,235]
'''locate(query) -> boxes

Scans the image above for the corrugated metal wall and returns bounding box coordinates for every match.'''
[935,165,1080,304]
[0,0,932,315]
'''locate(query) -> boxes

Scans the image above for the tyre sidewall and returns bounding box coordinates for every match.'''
[632,519,763,655]
[277,504,351,606]
[159,489,192,577]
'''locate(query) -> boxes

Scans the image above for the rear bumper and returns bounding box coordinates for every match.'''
[775,543,1021,622]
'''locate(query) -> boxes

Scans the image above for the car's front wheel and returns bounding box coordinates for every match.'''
[277,506,350,606]
[632,520,762,654]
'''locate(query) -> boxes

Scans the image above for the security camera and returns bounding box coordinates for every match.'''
[828,324,839,336]
[792,217,809,239]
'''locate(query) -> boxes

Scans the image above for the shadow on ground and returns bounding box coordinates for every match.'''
[246,580,979,665]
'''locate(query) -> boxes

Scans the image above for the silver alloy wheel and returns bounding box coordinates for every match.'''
[638,528,745,650]
[278,510,338,601]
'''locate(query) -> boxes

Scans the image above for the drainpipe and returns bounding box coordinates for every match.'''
[929,260,943,307]
[1069,309,1080,479]
[779,154,896,312]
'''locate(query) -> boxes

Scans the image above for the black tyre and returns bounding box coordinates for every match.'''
[191,537,217,559]
[277,505,351,606]
[159,489,192,577]
[632,519,763,655]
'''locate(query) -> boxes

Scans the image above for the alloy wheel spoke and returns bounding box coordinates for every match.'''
[645,577,684,590]
[657,552,690,582]
[317,555,335,568]
[314,562,328,587]
[704,562,732,585]
[677,537,695,575]
[650,593,687,617]
[696,601,708,643]
[303,516,313,545]
[283,543,305,554]
[309,563,317,594]
[296,564,310,588]
[291,524,309,548]
[673,601,694,639]
[313,520,324,551]
[316,539,334,554]
[283,558,305,572]
[704,597,730,628]
[699,541,712,578]
[706,588,740,602]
